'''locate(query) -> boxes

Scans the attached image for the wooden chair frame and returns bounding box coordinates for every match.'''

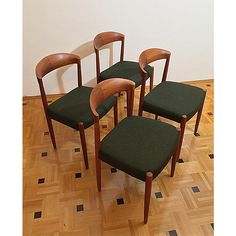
[138,48,206,161]
[90,78,181,223]
[35,53,118,169]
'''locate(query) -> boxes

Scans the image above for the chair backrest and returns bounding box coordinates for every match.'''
[138,48,171,113]
[35,53,82,113]
[139,48,171,83]
[90,78,135,155]
[93,32,125,82]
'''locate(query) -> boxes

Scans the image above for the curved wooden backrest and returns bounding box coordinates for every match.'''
[93,31,124,50]
[35,53,82,115]
[90,78,135,118]
[36,53,81,80]
[139,48,170,75]
[93,32,125,82]
[138,48,171,116]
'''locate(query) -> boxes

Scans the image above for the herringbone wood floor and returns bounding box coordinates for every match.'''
[23,80,214,236]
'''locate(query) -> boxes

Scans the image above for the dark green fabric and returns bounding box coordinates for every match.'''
[47,86,116,129]
[143,81,206,123]
[100,61,153,87]
[99,116,178,181]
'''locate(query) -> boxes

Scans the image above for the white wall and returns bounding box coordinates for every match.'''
[23,0,213,96]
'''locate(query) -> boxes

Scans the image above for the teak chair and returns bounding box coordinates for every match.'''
[90,78,181,223]
[93,31,154,91]
[138,48,206,161]
[36,53,118,169]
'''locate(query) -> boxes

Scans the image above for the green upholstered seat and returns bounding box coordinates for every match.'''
[100,61,153,87]
[143,81,206,123]
[99,116,178,181]
[47,86,116,130]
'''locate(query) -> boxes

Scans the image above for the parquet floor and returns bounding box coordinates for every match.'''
[23,80,214,236]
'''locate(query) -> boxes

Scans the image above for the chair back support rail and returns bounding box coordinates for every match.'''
[35,53,82,113]
[93,32,125,81]
[138,48,171,115]
[90,78,135,163]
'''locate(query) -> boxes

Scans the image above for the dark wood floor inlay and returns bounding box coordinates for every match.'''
[75,172,82,178]
[155,192,163,198]
[116,198,124,205]
[169,230,178,236]
[192,186,200,193]
[34,211,42,219]
[76,204,84,212]
[41,152,47,157]
[38,178,45,184]
[74,148,80,152]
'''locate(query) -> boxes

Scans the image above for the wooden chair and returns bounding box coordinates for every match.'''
[90,78,181,223]
[93,31,154,91]
[138,48,206,161]
[35,53,118,169]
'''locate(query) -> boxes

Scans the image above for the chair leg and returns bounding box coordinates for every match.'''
[96,157,101,192]
[194,97,205,135]
[149,66,154,92]
[79,123,89,169]
[139,108,143,116]
[144,172,153,224]
[114,97,118,127]
[138,83,145,117]
[46,116,56,149]
[176,115,187,162]
[171,128,181,177]
[138,94,143,116]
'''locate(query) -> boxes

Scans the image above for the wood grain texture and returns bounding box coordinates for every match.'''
[23,80,214,236]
